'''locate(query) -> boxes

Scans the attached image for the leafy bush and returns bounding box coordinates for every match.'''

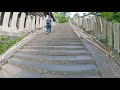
[0,36,22,54]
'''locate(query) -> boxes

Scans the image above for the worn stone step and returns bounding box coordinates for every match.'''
[15,69,101,78]
[18,49,90,56]
[8,58,99,76]
[30,39,81,43]
[27,42,83,46]
[0,70,13,78]
[15,69,42,78]
[1,64,23,76]
[13,53,94,64]
[23,46,86,50]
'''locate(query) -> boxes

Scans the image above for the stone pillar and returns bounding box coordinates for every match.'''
[79,17,82,28]
[40,17,43,28]
[107,22,113,47]
[101,18,107,40]
[95,16,101,39]
[25,15,32,33]
[82,17,85,30]
[10,12,19,29]
[35,15,40,29]
[113,22,120,52]
[18,12,26,31]
[2,12,11,28]
[93,16,97,37]
[43,16,46,28]
[89,18,94,35]
[31,16,35,31]
[85,18,89,31]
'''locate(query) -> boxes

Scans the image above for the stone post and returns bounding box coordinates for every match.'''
[107,21,113,47]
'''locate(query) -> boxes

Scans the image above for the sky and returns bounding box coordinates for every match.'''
[69,12,89,18]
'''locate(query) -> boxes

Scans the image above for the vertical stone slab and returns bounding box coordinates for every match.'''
[40,17,43,28]
[93,16,97,37]
[85,18,89,31]
[107,22,113,47]
[88,18,91,31]
[31,16,35,31]
[95,16,101,39]
[2,12,11,27]
[113,22,120,52]
[10,12,19,29]
[101,18,107,40]
[42,16,46,28]
[77,17,80,27]
[25,15,32,33]
[79,17,82,28]
[0,12,2,17]
[82,17,85,30]
[35,15,40,29]
[18,12,26,31]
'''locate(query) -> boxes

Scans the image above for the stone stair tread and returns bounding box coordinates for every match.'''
[23,46,86,50]
[13,53,94,64]
[1,64,23,76]
[15,69,42,78]
[0,70,13,78]
[27,42,83,46]
[18,49,90,56]
[8,58,99,75]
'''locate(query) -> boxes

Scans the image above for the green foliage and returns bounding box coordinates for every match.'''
[0,36,22,54]
[53,12,71,23]
[91,12,120,23]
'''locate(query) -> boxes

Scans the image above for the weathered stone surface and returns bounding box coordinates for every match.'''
[2,12,10,27]
[35,15,40,29]
[107,22,113,47]
[101,18,107,40]
[95,16,101,39]
[25,15,32,33]
[11,12,19,29]
[31,16,35,31]
[18,12,26,31]
[1,64,23,76]
[40,17,43,28]
[113,22,120,52]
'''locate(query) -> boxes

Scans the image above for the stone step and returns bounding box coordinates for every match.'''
[1,64,23,76]
[15,69,42,78]
[8,58,99,76]
[0,70,13,78]
[27,42,83,46]
[12,53,94,64]
[34,38,80,41]
[18,49,90,56]
[30,40,82,43]
[23,46,86,50]
[15,69,101,78]
[38,40,81,42]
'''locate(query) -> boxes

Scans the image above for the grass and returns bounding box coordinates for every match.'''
[0,35,22,55]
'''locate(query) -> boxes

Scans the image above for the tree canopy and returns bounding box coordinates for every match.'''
[53,12,71,23]
[91,12,120,23]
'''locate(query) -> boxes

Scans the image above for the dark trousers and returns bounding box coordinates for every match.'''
[46,24,52,33]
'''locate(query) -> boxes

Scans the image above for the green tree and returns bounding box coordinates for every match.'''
[91,12,120,23]
[53,12,71,23]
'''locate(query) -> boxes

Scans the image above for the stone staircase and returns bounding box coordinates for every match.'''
[0,24,102,78]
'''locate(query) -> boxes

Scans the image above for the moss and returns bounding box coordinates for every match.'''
[99,38,107,44]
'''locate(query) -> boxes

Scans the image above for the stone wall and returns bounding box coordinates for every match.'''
[0,12,55,37]
[72,14,120,54]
